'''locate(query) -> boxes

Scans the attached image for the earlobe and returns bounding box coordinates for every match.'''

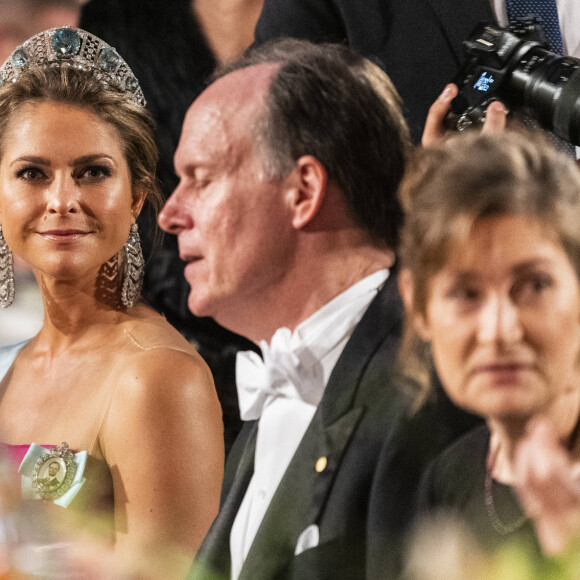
[399,269,431,341]
[290,155,328,229]
[131,187,147,220]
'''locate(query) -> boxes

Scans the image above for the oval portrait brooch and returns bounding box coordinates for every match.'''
[30,442,78,501]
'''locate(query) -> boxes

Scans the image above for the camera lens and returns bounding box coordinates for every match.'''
[509,48,580,145]
[448,23,580,146]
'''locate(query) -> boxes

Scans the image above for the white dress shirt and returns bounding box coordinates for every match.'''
[229,269,389,580]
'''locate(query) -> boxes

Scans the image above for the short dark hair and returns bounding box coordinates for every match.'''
[217,39,412,248]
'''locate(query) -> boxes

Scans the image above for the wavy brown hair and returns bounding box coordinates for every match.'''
[398,130,580,387]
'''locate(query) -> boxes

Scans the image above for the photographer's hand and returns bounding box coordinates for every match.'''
[482,101,508,135]
[422,84,457,146]
[422,84,507,146]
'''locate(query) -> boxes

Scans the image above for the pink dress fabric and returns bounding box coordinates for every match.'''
[0,444,65,467]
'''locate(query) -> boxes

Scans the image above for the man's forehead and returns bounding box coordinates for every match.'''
[189,62,279,123]
[177,63,279,167]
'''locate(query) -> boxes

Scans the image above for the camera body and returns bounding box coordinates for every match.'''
[446,21,580,145]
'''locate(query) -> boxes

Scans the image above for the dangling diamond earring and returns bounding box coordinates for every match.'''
[121,223,144,308]
[0,225,15,309]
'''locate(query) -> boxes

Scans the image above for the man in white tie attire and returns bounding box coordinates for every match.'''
[159,39,477,580]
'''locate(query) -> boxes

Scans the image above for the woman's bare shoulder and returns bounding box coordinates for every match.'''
[120,305,201,357]
[101,307,221,458]
[108,305,216,401]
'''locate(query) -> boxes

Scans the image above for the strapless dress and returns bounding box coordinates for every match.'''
[1,443,57,466]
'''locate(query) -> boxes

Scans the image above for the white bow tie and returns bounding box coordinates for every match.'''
[236,327,324,421]
[235,270,389,421]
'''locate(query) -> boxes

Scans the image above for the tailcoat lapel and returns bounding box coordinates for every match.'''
[239,406,364,580]
[239,275,403,580]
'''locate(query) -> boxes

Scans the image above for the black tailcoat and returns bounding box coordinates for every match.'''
[189,275,478,579]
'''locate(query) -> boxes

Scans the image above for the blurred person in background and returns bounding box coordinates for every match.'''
[0,0,86,62]
[252,0,579,145]
[0,27,223,578]
[399,130,580,575]
[252,0,493,143]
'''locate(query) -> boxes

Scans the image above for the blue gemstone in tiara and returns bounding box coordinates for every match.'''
[51,28,81,56]
[0,27,146,107]
[97,47,121,73]
[12,48,28,68]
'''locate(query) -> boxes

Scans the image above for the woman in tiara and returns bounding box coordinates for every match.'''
[0,27,223,576]
[398,130,580,571]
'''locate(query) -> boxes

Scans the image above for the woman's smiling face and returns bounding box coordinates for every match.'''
[0,100,143,283]
[417,214,580,424]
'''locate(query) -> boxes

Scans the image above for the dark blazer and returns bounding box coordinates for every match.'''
[418,425,543,562]
[254,0,496,143]
[189,275,478,580]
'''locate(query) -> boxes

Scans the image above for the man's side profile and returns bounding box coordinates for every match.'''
[159,39,475,580]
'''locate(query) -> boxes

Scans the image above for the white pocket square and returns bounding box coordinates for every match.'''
[294,524,320,555]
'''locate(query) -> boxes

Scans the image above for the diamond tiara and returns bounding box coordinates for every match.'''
[0,27,146,106]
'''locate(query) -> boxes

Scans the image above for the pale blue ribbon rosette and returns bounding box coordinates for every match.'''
[18,443,87,508]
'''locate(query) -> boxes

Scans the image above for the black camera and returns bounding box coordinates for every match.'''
[445,21,580,145]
